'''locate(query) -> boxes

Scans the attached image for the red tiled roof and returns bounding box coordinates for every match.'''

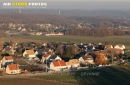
[8,64,19,70]
[59,60,66,66]
[53,61,60,67]
[4,56,13,60]
[43,54,50,58]
[0,46,3,50]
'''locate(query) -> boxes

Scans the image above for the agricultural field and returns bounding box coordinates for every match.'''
[1,35,130,48]
[0,65,130,85]
[33,65,130,85]
[0,78,73,85]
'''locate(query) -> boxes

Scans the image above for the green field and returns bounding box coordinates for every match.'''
[33,65,130,85]
[1,35,130,48]
[21,35,130,45]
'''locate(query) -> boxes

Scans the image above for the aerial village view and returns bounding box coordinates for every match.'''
[0,0,130,85]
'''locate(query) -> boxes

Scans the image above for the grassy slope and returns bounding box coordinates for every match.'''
[33,65,130,85]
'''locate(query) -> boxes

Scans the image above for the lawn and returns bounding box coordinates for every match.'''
[33,65,130,85]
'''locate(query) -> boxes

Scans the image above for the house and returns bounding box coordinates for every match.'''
[50,60,67,71]
[0,45,3,50]
[2,56,13,66]
[36,32,43,36]
[114,44,125,50]
[10,47,16,55]
[48,55,62,62]
[21,28,26,32]
[35,49,47,56]
[0,56,3,69]
[68,59,79,68]
[42,43,47,47]
[66,62,71,69]
[34,51,38,56]
[41,54,51,63]
[107,48,124,55]
[2,46,11,52]
[105,45,113,49]
[6,64,21,74]
[44,32,64,36]
[23,50,36,59]
[79,55,94,64]
[58,60,67,69]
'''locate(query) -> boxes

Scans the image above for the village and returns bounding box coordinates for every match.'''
[0,41,129,76]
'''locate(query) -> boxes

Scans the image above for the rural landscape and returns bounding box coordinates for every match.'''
[0,0,130,85]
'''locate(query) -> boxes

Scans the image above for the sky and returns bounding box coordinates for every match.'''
[0,0,130,10]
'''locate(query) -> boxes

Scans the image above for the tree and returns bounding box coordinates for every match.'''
[124,50,130,61]
[61,48,73,60]
[56,45,63,55]
[95,54,107,65]
[70,45,79,55]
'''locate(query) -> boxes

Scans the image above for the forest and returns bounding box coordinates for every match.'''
[0,13,130,37]
[65,28,130,37]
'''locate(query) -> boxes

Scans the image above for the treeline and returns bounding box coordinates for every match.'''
[0,13,77,28]
[69,16,130,28]
[65,28,130,37]
[0,13,130,29]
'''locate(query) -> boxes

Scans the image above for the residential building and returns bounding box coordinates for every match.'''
[23,50,36,59]
[6,64,21,74]
[79,55,94,64]
[68,59,79,68]
[114,44,125,50]
[2,56,13,66]
[50,60,67,71]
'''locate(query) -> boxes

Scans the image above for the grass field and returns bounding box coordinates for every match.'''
[1,35,130,48]
[21,35,130,45]
[5,35,130,44]
[33,65,130,85]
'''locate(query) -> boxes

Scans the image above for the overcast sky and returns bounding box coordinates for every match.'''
[0,0,130,10]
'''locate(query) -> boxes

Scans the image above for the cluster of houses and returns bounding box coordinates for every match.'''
[0,56,21,74]
[28,32,64,36]
[23,50,80,71]
[6,23,65,36]
[0,41,127,74]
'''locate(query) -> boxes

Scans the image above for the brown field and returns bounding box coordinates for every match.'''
[0,78,74,85]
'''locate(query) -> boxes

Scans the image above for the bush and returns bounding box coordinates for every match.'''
[80,63,86,67]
